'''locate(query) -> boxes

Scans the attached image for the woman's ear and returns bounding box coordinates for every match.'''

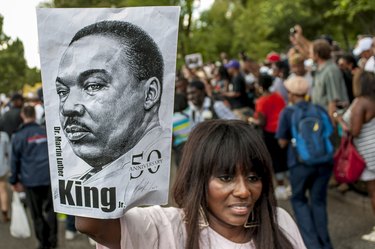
[144,77,161,110]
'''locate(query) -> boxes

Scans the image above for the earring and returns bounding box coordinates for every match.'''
[198,206,209,228]
[244,211,259,228]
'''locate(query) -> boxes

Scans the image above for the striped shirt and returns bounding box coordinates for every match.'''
[343,107,375,180]
[172,112,191,147]
[354,118,375,172]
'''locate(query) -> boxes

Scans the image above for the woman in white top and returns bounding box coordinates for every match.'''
[76,120,306,249]
[342,71,375,242]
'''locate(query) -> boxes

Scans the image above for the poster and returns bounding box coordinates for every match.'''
[37,7,180,218]
[185,53,203,69]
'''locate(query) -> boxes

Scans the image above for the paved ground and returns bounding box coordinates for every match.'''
[0,215,95,249]
[279,188,375,249]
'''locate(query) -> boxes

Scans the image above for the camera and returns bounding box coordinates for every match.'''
[290,27,296,36]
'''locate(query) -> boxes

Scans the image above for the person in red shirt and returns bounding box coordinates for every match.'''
[249,73,289,199]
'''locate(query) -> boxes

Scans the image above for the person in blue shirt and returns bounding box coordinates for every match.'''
[276,76,333,249]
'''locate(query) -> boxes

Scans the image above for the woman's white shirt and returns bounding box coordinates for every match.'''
[96,206,306,249]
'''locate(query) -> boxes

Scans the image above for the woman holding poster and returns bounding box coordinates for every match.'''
[76,120,306,249]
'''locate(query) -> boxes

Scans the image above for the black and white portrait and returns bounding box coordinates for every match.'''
[56,20,165,181]
[37,7,180,218]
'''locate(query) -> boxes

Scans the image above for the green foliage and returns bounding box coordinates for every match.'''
[326,0,375,22]
[0,15,41,94]
[265,0,322,51]
[325,0,375,34]
[188,0,233,62]
[0,16,28,93]
[25,67,42,86]
[187,0,275,61]
[231,1,275,59]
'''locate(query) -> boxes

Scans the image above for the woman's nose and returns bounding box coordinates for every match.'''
[232,176,251,199]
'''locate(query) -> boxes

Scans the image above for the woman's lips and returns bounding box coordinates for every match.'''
[228,204,251,215]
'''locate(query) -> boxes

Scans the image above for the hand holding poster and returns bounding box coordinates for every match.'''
[37,7,180,218]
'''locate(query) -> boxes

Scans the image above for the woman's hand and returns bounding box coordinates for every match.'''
[76,216,121,249]
[333,111,349,133]
[289,24,311,59]
[248,113,266,127]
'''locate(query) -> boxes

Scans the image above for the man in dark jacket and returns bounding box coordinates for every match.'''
[0,93,24,138]
[9,106,57,249]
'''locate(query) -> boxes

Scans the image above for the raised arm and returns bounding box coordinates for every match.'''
[75,216,121,249]
[290,25,312,59]
[350,98,366,137]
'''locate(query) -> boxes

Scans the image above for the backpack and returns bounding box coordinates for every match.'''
[290,103,334,166]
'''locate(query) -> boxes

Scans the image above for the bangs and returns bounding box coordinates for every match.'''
[203,123,271,178]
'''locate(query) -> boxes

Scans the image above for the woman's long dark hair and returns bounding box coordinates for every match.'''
[173,120,294,249]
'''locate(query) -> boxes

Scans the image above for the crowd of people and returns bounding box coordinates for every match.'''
[170,25,375,248]
[0,91,99,247]
[0,24,374,249]
[0,91,60,249]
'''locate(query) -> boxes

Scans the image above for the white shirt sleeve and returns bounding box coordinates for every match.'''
[96,206,185,249]
[277,207,307,249]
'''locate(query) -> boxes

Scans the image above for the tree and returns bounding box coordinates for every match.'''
[186,0,234,62]
[266,0,375,52]
[0,15,28,93]
[231,0,275,59]
[25,67,42,86]
[325,0,375,36]
[186,0,276,62]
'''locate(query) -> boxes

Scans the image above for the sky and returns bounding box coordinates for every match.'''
[0,0,43,68]
[0,0,214,69]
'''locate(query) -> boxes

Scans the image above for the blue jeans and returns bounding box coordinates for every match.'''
[290,163,333,249]
[66,215,76,232]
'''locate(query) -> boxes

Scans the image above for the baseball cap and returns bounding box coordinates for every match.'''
[224,59,240,69]
[353,37,373,56]
[284,76,309,96]
[266,52,281,63]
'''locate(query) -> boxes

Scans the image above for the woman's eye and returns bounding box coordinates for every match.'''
[218,175,233,182]
[248,175,261,183]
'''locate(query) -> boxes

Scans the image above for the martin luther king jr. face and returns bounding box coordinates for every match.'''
[55,35,146,168]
